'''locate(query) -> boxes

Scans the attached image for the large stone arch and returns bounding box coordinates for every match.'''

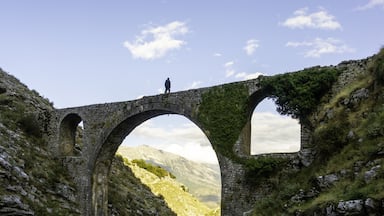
[89,109,216,215]
[59,113,83,156]
[49,78,268,215]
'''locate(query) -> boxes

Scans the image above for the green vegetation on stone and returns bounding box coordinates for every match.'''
[370,47,384,86]
[260,67,341,123]
[197,83,249,159]
[197,81,289,181]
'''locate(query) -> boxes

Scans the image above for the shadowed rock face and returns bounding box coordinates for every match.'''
[0,69,79,215]
[0,68,177,216]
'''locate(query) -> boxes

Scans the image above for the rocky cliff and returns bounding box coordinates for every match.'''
[0,68,175,215]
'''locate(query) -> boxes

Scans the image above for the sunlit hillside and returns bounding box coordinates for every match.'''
[116,154,220,216]
[117,145,221,209]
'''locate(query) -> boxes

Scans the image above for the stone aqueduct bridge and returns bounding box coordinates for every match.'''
[47,77,309,216]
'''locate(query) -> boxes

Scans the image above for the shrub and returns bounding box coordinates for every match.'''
[370,47,384,86]
[18,113,42,138]
[261,67,340,123]
[132,159,176,179]
[313,119,349,160]
[364,106,384,138]
[243,156,286,184]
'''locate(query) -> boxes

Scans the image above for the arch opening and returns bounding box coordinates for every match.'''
[59,113,83,156]
[118,115,221,210]
[250,98,301,155]
[92,111,221,215]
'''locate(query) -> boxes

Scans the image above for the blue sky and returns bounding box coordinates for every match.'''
[1,1,383,163]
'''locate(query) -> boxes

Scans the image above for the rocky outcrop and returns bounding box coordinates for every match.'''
[0,69,79,215]
[0,68,175,215]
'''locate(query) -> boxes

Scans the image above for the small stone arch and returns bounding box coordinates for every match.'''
[59,113,82,156]
[248,88,301,155]
[89,109,217,215]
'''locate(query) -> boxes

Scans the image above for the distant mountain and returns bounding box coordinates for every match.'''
[117,145,221,209]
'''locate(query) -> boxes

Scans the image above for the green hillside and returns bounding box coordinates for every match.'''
[116,154,220,216]
[108,155,177,215]
[117,145,221,209]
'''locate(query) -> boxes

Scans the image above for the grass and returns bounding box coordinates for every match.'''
[324,73,373,110]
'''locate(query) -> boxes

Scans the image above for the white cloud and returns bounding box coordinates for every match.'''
[224,61,235,77]
[356,0,384,10]
[281,7,341,30]
[226,69,235,77]
[123,21,189,60]
[243,39,260,55]
[187,81,202,89]
[223,60,263,80]
[251,112,300,154]
[213,53,222,57]
[158,143,218,164]
[128,120,210,147]
[124,119,217,164]
[286,37,355,57]
[235,72,263,80]
[224,61,234,67]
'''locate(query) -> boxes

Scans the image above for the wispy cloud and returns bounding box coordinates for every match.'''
[235,72,263,80]
[224,61,234,67]
[281,7,341,30]
[224,61,235,77]
[187,81,202,89]
[224,60,262,80]
[123,21,189,60]
[356,0,384,10]
[213,53,222,57]
[286,37,355,57]
[243,39,260,55]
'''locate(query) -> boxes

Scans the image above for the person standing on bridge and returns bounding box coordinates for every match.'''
[164,77,171,94]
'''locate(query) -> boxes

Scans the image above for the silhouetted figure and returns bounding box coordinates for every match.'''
[164,78,171,94]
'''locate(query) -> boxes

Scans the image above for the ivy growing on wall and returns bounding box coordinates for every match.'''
[197,83,249,159]
[197,68,341,180]
[260,67,341,123]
